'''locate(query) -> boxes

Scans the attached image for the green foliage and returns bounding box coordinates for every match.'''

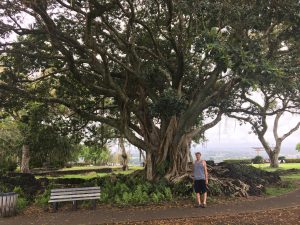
[13,186,25,198]
[0,183,9,192]
[207,180,223,196]
[265,181,296,197]
[21,104,79,168]
[35,189,51,207]
[296,143,300,152]
[16,197,28,213]
[252,156,264,164]
[0,159,17,174]
[98,175,176,205]
[150,193,159,203]
[79,144,111,165]
[163,187,173,201]
[150,89,187,119]
[13,186,28,213]
[172,179,193,197]
[0,118,22,174]
[278,156,286,163]
[1,0,299,179]
[0,118,23,155]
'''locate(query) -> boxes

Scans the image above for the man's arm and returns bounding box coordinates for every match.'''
[204,161,208,185]
[191,162,194,182]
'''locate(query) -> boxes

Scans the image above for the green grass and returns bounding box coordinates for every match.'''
[36,166,143,180]
[60,166,115,171]
[253,163,300,196]
[265,185,295,196]
[281,173,300,182]
[265,174,299,197]
[252,163,300,172]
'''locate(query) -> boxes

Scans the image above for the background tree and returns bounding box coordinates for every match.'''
[296,143,300,152]
[227,88,300,168]
[79,144,111,165]
[0,117,23,173]
[1,0,299,180]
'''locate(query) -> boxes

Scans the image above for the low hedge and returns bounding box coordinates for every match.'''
[223,159,252,164]
[285,159,300,163]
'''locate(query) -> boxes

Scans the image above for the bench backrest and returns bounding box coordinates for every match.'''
[49,187,101,203]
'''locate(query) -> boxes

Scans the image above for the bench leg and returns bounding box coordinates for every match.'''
[52,203,58,212]
[72,201,77,210]
[92,199,96,210]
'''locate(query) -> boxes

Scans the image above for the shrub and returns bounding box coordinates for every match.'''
[122,192,133,204]
[150,193,159,203]
[163,187,173,200]
[16,197,28,213]
[207,180,223,196]
[172,178,193,197]
[35,189,51,208]
[252,156,264,164]
[0,159,17,174]
[97,174,176,205]
[13,186,25,198]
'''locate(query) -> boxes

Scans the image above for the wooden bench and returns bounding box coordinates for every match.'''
[48,187,101,211]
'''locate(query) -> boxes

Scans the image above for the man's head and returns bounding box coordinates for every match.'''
[195,152,201,160]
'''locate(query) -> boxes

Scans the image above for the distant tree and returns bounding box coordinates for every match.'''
[0,118,23,173]
[278,156,286,163]
[228,88,300,168]
[296,143,300,152]
[252,155,264,164]
[79,145,111,165]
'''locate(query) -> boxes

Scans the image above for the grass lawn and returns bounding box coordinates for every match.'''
[36,166,144,180]
[252,163,300,172]
[265,174,299,197]
[60,166,112,171]
[265,185,296,196]
[280,173,300,182]
[253,163,300,196]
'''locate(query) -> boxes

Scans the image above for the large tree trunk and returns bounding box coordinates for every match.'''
[21,144,30,173]
[269,150,279,168]
[144,117,191,181]
[146,151,153,180]
[146,138,190,181]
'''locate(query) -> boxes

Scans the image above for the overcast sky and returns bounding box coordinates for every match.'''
[201,113,300,150]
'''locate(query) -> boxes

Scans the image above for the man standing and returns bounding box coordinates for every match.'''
[193,152,208,208]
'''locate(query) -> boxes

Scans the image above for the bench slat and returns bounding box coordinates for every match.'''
[50,193,100,200]
[49,196,100,203]
[51,190,100,196]
[51,187,100,193]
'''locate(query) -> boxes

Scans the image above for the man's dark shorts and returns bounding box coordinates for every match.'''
[194,179,207,194]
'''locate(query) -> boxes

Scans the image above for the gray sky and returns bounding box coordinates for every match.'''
[201,113,300,150]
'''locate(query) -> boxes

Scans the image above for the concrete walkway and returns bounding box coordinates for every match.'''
[1,189,300,225]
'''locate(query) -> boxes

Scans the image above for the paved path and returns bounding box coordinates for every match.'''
[1,189,300,225]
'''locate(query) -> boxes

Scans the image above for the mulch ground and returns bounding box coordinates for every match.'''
[1,189,299,225]
[115,206,300,225]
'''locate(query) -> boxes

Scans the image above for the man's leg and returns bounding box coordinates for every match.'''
[196,192,201,205]
[203,192,207,205]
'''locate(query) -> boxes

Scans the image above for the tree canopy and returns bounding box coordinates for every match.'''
[1,0,300,180]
